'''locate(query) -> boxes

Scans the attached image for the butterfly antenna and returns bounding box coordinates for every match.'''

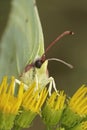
[45,31,74,54]
[47,58,73,69]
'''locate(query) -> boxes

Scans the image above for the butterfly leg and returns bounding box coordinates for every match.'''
[47,77,58,96]
[15,78,28,90]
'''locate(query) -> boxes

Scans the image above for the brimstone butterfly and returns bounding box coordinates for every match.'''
[0,0,73,94]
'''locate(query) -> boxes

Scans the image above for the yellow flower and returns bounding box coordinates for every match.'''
[61,85,87,128]
[22,82,48,113]
[14,82,48,129]
[0,76,24,130]
[47,91,66,110]
[0,76,23,114]
[69,85,87,116]
[42,91,66,127]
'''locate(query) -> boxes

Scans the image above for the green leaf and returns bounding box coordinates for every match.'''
[0,0,44,81]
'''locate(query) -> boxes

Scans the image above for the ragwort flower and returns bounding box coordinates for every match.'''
[61,85,87,128]
[14,82,48,129]
[42,91,66,127]
[0,76,23,130]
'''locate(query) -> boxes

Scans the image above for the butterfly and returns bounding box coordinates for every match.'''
[0,0,74,95]
[17,30,74,95]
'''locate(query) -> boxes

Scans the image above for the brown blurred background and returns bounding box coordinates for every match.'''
[0,0,87,130]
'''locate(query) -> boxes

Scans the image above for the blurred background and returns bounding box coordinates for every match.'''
[37,0,87,95]
[0,0,87,130]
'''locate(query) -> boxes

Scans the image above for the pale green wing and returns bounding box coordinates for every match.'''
[0,0,44,81]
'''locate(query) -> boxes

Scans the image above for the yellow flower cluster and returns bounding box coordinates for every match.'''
[0,76,48,130]
[0,76,23,114]
[0,77,48,115]
[0,76,87,130]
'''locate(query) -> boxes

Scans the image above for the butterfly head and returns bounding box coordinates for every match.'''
[34,54,46,68]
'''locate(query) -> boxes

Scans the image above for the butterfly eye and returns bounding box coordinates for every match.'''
[34,59,43,68]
